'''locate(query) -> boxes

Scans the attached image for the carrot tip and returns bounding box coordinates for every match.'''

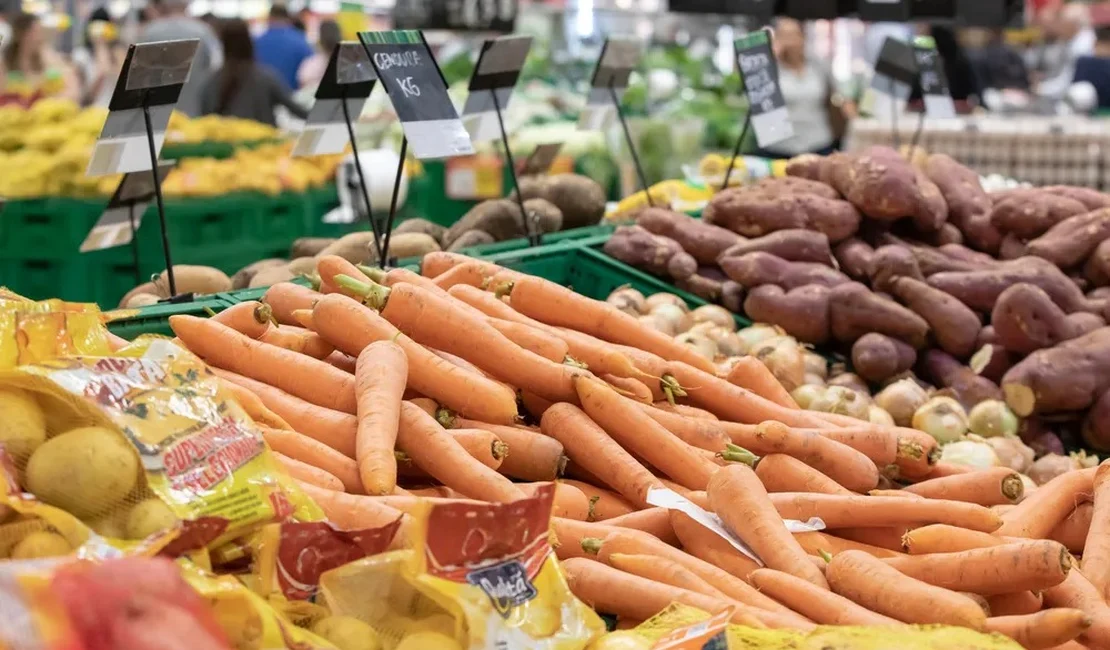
[435,407,456,429]
[492,281,514,299]
[580,537,603,555]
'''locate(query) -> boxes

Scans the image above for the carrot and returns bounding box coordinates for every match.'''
[432,261,493,290]
[353,340,407,496]
[998,468,1097,539]
[1044,570,1110,649]
[884,540,1073,595]
[260,427,362,493]
[632,401,730,451]
[551,518,621,560]
[217,378,293,431]
[262,282,321,325]
[668,511,760,580]
[748,569,901,627]
[903,467,1025,506]
[428,348,498,380]
[602,374,653,403]
[923,462,978,479]
[290,308,315,329]
[559,480,635,522]
[602,508,678,546]
[258,325,335,360]
[452,418,565,481]
[366,266,443,291]
[560,558,771,629]
[396,401,524,503]
[540,403,661,509]
[1084,462,1110,599]
[725,356,799,409]
[868,489,925,499]
[793,531,902,559]
[273,451,343,492]
[827,550,986,629]
[815,426,898,467]
[652,402,719,421]
[444,428,508,469]
[213,368,356,457]
[171,315,357,413]
[505,275,718,374]
[421,251,502,278]
[487,317,570,363]
[1052,503,1093,554]
[521,391,554,421]
[211,301,273,339]
[901,524,1006,555]
[832,527,911,553]
[607,552,731,600]
[106,331,130,351]
[986,609,1093,650]
[523,482,588,521]
[311,294,518,424]
[769,493,1003,532]
[708,464,829,589]
[988,591,1046,617]
[294,480,408,537]
[324,351,358,374]
[752,453,852,496]
[343,278,583,403]
[666,362,831,428]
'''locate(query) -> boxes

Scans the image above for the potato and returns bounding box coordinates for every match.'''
[286,257,317,276]
[542,174,606,229]
[721,252,849,290]
[636,207,741,265]
[717,229,833,266]
[927,256,1090,314]
[126,498,177,539]
[0,388,46,460]
[289,237,335,259]
[1026,207,1110,268]
[828,282,929,349]
[444,199,524,247]
[392,218,447,244]
[248,264,295,289]
[382,233,442,260]
[989,191,1088,239]
[1085,239,1110,287]
[743,285,831,345]
[674,272,722,302]
[833,237,875,281]
[445,229,495,252]
[868,246,924,292]
[231,258,286,290]
[26,426,139,518]
[923,154,992,225]
[890,276,981,359]
[1002,327,1110,416]
[784,153,825,181]
[1043,185,1110,210]
[118,281,164,307]
[312,616,383,650]
[11,531,71,559]
[603,226,685,277]
[154,265,231,296]
[318,232,377,264]
[851,333,917,384]
[124,293,161,308]
[992,283,1102,354]
[703,190,860,243]
[921,349,1002,411]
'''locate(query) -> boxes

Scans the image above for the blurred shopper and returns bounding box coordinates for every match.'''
[964,28,1030,92]
[0,12,79,105]
[1072,27,1110,110]
[757,18,855,158]
[199,18,308,126]
[73,8,125,107]
[255,5,314,91]
[297,19,340,89]
[1033,3,1095,99]
[139,0,222,117]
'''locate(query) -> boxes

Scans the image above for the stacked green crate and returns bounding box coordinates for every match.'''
[106,295,236,339]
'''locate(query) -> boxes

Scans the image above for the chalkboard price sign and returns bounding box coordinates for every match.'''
[735,29,793,149]
[858,0,912,22]
[914,36,955,118]
[358,30,474,160]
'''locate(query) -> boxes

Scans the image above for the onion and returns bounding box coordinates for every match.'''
[828,373,871,399]
[645,292,688,313]
[690,305,736,331]
[651,303,691,334]
[735,323,785,355]
[606,287,646,315]
[808,385,870,421]
[939,440,1000,469]
[753,336,806,393]
[706,328,744,358]
[674,332,718,361]
[985,435,1035,474]
[803,372,826,386]
[967,400,1019,438]
[716,357,741,375]
[874,379,929,428]
[1028,454,1079,486]
[1029,431,1065,458]
[912,396,969,444]
[637,314,676,336]
[804,352,828,380]
[869,405,895,427]
[792,384,826,410]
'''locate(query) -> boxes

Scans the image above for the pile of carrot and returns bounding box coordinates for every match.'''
[165,252,1110,649]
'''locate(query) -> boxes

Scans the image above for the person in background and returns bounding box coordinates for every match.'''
[199,18,308,126]
[964,28,1030,92]
[757,18,855,158]
[254,5,314,91]
[1033,2,1095,99]
[138,0,222,116]
[297,19,339,89]
[73,8,125,107]
[0,12,80,105]
[1072,27,1110,110]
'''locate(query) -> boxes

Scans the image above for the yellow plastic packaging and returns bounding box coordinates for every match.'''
[0,299,112,369]
[608,180,713,219]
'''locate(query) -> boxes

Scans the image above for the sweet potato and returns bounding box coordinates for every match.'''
[868,246,924,292]
[1085,239,1110,287]
[969,343,1014,384]
[875,234,986,276]
[998,234,1027,260]
[840,148,949,230]
[834,237,875,281]
[603,226,685,277]
[785,153,825,181]
[913,170,950,232]
[914,222,964,247]
[890,276,981,359]
[675,272,724,302]
[720,252,850,290]
[852,333,917,384]
[1043,185,1110,210]
[703,190,860,243]
[992,284,1075,354]
[1082,389,1110,452]
[828,282,930,349]
[743,285,831,344]
[924,154,992,224]
[721,281,745,314]
[1002,327,1110,416]
[920,349,1002,410]
[1027,207,1110,268]
[990,191,1088,239]
[717,229,834,266]
[636,207,742,265]
[926,257,1091,314]
[446,230,496,252]
[939,244,997,267]
[957,212,1004,254]
[820,151,855,194]
[977,326,999,347]
[667,251,698,281]
[743,175,840,200]
[393,218,447,244]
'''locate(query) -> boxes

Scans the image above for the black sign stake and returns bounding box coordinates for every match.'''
[127,203,141,286]
[610,84,653,208]
[891,95,900,149]
[491,90,537,246]
[580,38,647,205]
[340,88,382,261]
[380,137,409,268]
[142,97,175,296]
[722,114,752,190]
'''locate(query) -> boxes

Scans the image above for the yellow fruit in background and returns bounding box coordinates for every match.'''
[587,632,652,650]
[0,388,47,460]
[25,426,139,518]
[311,616,382,650]
[395,632,461,650]
[10,531,71,559]
[125,498,177,539]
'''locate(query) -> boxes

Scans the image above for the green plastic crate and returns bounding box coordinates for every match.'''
[107,295,235,339]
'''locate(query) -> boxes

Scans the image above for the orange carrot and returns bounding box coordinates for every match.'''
[451,417,565,481]
[520,391,554,421]
[261,427,362,493]
[395,401,524,503]
[833,527,911,553]
[372,267,444,291]
[311,294,518,424]
[444,428,508,469]
[1052,503,1092,554]
[294,480,407,536]
[1044,570,1110,649]
[885,540,1073,595]
[353,340,407,496]
[171,315,356,413]
[652,402,720,420]
[988,591,1045,617]
[923,462,978,479]
[487,317,570,363]
[752,453,852,495]
[217,378,293,431]
[632,401,731,452]
[793,531,902,559]
[903,467,1025,506]
[725,356,799,409]
[213,368,356,457]
[262,282,321,325]
[421,251,503,278]
[551,518,621,560]
[730,421,879,495]
[273,451,343,491]
[602,374,653,403]
[505,275,718,374]
[998,468,1097,539]
[560,480,635,522]
[432,261,493,289]
[769,493,1003,532]
[602,508,679,546]
[607,553,732,601]
[815,426,898,467]
[258,325,335,360]
[708,464,829,588]
[669,510,760,580]
[985,609,1093,650]
[540,403,661,509]
[868,489,926,499]
[827,550,986,629]
[1084,462,1110,598]
[316,255,370,290]
[657,480,710,509]
[323,350,358,374]
[901,524,1007,555]
[523,482,589,521]
[749,569,901,627]
[211,301,273,339]
[667,362,832,429]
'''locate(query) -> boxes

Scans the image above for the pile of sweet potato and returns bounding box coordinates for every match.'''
[604,145,1110,454]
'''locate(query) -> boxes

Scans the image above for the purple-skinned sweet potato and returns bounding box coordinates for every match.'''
[875,233,986,275]
[703,190,861,243]
[742,284,831,344]
[957,212,1004,254]
[851,333,917,384]
[890,276,982,359]
[717,229,834,266]
[1043,185,1110,210]
[989,191,1088,239]
[839,148,949,229]
[675,272,723,302]
[666,251,698,281]
[868,246,924,293]
[938,243,997,266]
[990,283,1098,354]
[748,175,840,200]
[785,153,825,181]
[1082,389,1110,452]
[912,170,950,232]
[721,281,745,314]
[969,343,1014,384]
[926,256,1091,313]
[1002,326,1110,416]
[636,207,742,265]
[720,252,851,290]
[819,151,855,194]
[834,237,875,280]
[602,225,684,276]
[828,282,930,349]
[1085,239,1110,287]
[1026,207,1110,268]
[998,234,1027,260]
[924,153,992,223]
[920,349,1003,410]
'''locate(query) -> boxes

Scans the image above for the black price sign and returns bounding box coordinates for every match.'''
[520,142,563,175]
[462,35,532,143]
[391,0,518,33]
[858,0,912,22]
[914,36,955,118]
[358,30,473,160]
[784,0,845,19]
[668,0,774,19]
[579,37,643,132]
[293,42,377,157]
[956,0,1012,26]
[867,36,916,120]
[80,163,174,252]
[735,29,793,149]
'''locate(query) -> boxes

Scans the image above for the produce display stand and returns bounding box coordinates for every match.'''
[106,294,237,339]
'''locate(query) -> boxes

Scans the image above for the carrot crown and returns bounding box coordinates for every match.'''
[356,264,388,283]
[334,274,391,310]
[580,537,603,555]
[718,444,759,467]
